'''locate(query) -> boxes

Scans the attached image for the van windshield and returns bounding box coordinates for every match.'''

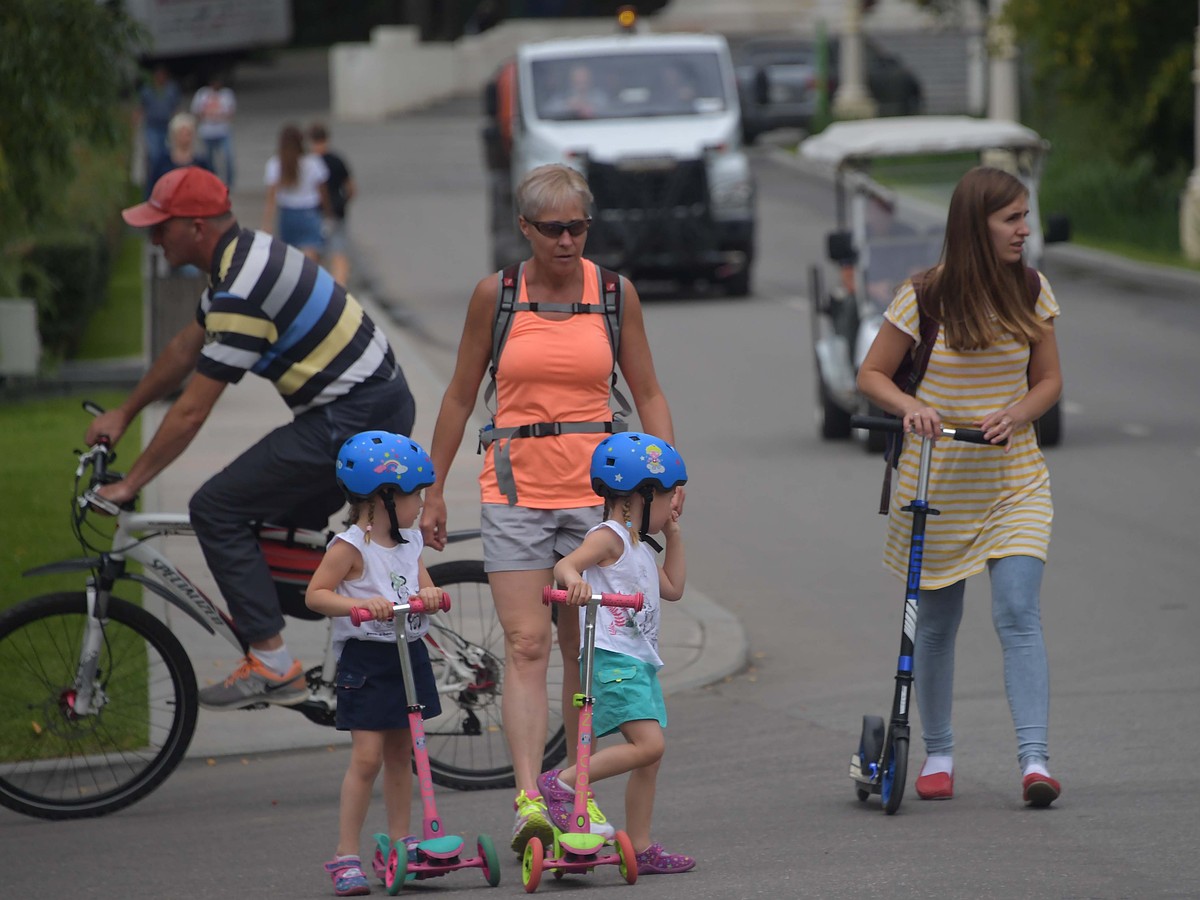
[531,52,729,121]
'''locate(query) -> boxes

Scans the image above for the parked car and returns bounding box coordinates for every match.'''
[733,35,922,144]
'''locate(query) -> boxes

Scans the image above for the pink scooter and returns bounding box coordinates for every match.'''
[350,594,501,893]
[520,586,644,893]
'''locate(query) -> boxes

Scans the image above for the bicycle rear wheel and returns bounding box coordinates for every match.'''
[424,560,567,790]
[0,593,198,819]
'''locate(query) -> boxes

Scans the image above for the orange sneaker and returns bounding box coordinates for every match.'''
[198,655,307,710]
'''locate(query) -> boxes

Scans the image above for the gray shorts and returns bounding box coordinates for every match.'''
[480,503,603,573]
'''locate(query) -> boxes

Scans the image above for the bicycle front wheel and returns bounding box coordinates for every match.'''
[0,592,198,819]
[424,560,567,790]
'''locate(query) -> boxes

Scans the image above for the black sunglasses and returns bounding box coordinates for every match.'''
[525,217,592,238]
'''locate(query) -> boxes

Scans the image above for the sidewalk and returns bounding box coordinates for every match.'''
[136,68,747,759]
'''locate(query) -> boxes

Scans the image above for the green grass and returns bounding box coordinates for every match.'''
[0,391,135,612]
[75,232,144,360]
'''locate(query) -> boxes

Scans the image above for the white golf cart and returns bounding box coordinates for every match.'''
[800,116,1070,451]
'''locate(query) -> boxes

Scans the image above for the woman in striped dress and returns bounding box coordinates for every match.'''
[857,166,1065,808]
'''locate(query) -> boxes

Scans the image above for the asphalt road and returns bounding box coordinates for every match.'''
[5,49,1199,900]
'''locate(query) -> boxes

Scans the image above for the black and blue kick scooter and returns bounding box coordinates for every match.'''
[848,415,990,814]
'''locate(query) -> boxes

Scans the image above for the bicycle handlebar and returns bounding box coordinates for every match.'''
[542,586,644,611]
[349,592,452,626]
[850,415,990,445]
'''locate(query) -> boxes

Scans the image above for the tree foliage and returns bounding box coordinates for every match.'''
[1003,0,1193,174]
[0,0,144,293]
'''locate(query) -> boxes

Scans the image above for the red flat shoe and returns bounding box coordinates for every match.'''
[915,770,953,800]
[1022,773,1061,808]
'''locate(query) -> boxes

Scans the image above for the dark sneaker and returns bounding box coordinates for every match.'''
[198,655,306,710]
[537,769,615,839]
[324,856,370,896]
[635,842,695,875]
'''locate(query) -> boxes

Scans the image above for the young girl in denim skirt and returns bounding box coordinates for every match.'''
[543,432,695,875]
[306,431,443,896]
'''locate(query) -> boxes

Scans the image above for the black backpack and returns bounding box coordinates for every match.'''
[878,266,1042,513]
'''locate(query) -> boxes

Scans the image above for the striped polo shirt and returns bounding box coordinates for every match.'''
[196,226,395,413]
[881,271,1060,589]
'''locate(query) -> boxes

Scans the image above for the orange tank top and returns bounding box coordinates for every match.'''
[479,262,615,508]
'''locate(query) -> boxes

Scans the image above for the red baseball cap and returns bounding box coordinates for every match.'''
[122,166,232,227]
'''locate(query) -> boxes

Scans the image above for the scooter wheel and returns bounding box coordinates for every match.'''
[615,830,637,884]
[522,837,544,893]
[856,714,885,801]
[385,844,408,894]
[478,834,501,887]
[882,735,909,815]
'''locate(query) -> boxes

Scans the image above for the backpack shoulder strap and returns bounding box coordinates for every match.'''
[484,262,522,414]
[1024,266,1041,308]
[596,263,632,422]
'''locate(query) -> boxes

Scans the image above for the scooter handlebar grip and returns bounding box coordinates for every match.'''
[850,415,903,434]
[349,592,451,626]
[542,586,644,612]
[944,427,989,444]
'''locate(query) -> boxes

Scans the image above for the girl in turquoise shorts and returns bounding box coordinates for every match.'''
[541,432,695,875]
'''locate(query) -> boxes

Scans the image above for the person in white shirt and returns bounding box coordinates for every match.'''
[191,74,236,186]
[262,123,332,261]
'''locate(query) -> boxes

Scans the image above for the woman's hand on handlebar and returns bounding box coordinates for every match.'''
[419,492,448,551]
[979,407,1020,450]
[901,405,942,440]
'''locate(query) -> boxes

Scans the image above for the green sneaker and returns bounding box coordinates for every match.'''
[510,789,552,854]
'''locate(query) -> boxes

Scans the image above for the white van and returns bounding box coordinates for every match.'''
[483,31,757,295]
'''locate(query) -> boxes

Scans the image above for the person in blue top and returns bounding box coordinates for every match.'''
[543,432,695,875]
[136,64,181,179]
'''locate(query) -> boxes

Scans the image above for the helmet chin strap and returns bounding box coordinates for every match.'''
[380,490,408,544]
[638,486,662,553]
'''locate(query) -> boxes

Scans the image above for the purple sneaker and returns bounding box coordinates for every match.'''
[324,856,371,896]
[635,842,695,875]
[536,769,614,839]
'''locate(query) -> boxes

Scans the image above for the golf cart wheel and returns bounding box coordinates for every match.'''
[820,382,853,439]
[1037,400,1062,447]
[882,735,909,815]
[856,714,885,801]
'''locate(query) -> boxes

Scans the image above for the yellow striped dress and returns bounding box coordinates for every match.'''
[882,272,1059,589]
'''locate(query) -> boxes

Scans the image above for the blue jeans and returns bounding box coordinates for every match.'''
[201,133,235,187]
[913,555,1050,767]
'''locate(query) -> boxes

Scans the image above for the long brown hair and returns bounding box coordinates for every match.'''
[278,123,303,187]
[920,166,1045,350]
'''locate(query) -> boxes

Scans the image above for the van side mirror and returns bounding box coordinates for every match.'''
[1044,214,1071,244]
[826,230,856,264]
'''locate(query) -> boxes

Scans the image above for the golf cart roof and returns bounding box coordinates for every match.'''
[799,116,1048,167]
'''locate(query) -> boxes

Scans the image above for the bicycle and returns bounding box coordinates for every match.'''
[0,412,567,820]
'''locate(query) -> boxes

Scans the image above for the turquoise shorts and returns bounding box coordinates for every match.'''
[587,648,666,739]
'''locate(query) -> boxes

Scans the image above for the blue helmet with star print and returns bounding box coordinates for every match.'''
[590,432,687,498]
[336,431,436,500]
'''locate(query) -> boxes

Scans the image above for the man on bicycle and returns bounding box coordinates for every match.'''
[89,166,416,710]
